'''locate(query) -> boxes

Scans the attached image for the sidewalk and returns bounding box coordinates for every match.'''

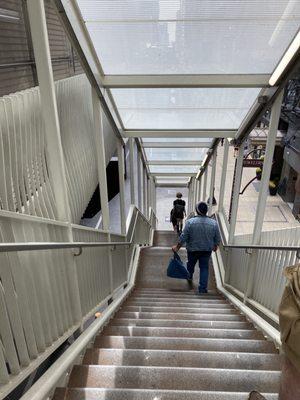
[157,145,299,235]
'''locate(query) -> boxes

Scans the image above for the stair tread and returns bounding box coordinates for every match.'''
[117,311,248,321]
[94,335,277,353]
[126,301,234,309]
[68,365,280,392]
[122,306,240,314]
[129,296,229,303]
[82,348,281,370]
[110,318,253,329]
[53,388,279,400]
[102,326,263,339]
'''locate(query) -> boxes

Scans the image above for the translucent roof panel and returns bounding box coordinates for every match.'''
[149,165,198,173]
[145,147,206,161]
[77,0,300,74]
[111,88,260,130]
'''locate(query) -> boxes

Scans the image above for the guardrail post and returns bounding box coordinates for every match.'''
[228,141,246,243]
[208,150,217,216]
[244,90,284,302]
[218,139,229,213]
[117,142,126,235]
[129,138,135,205]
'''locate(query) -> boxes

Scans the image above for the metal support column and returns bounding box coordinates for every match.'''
[208,151,217,216]
[143,168,147,215]
[129,138,135,205]
[193,179,198,206]
[218,139,229,213]
[27,0,82,323]
[228,141,246,243]
[147,176,151,217]
[137,151,142,211]
[117,142,126,235]
[27,0,70,222]
[152,179,156,214]
[244,91,284,301]
[92,89,110,232]
[202,169,208,203]
[190,177,195,213]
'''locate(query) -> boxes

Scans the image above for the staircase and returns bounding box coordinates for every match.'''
[53,231,281,400]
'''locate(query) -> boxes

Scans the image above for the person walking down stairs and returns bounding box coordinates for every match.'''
[172,201,221,294]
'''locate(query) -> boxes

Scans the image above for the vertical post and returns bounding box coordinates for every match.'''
[244,91,284,301]
[92,90,110,231]
[228,141,246,243]
[190,177,195,213]
[152,179,156,214]
[208,151,217,216]
[117,141,126,235]
[193,179,198,205]
[202,169,208,203]
[92,89,113,294]
[252,91,283,242]
[198,177,202,203]
[27,0,70,222]
[129,138,135,205]
[27,0,82,323]
[143,168,147,215]
[137,151,142,211]
[218,139,229,212]
[147,176,151,218]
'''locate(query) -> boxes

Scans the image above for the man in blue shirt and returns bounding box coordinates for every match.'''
[172,202,221,294]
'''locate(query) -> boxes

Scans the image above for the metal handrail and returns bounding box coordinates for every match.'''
[0,242,131,253]
[215,212,300,254]
[222,244,300,251]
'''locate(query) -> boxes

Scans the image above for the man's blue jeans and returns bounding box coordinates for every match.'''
[187,251,212,293]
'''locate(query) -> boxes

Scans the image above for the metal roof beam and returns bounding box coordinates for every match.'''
[152,173,196,177]
[103,74,269,88]
[142,142,211,148]
[147,160,201,165]
[125,130,236,138]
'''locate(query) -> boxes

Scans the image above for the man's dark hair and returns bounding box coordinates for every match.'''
[176,192,183,198]
[196,202,208,216]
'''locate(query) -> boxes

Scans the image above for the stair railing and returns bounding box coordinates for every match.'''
[0,205,156,400]
[214,212,300,333]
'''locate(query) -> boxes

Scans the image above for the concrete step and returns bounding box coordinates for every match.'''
[130,295,228,303]
[110,318,253,330]
[102,326,263,340]
[67,365,280,393]
[117,311,247,321]
[53,388,279,400]
[121,306,239,314]
[126,300,235,309]
[82,348,281,370]
[134,289,222,298]
[153,230,178,246]
[94,336,277,353]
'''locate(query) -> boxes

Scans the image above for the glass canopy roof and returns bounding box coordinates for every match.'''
[145,147,207,161]
[73,0,300,182]
[149,165,199,173]
[111,88,260,130]
[78,0,300,75]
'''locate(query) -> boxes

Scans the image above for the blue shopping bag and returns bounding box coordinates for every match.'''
[167,252,189,280]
